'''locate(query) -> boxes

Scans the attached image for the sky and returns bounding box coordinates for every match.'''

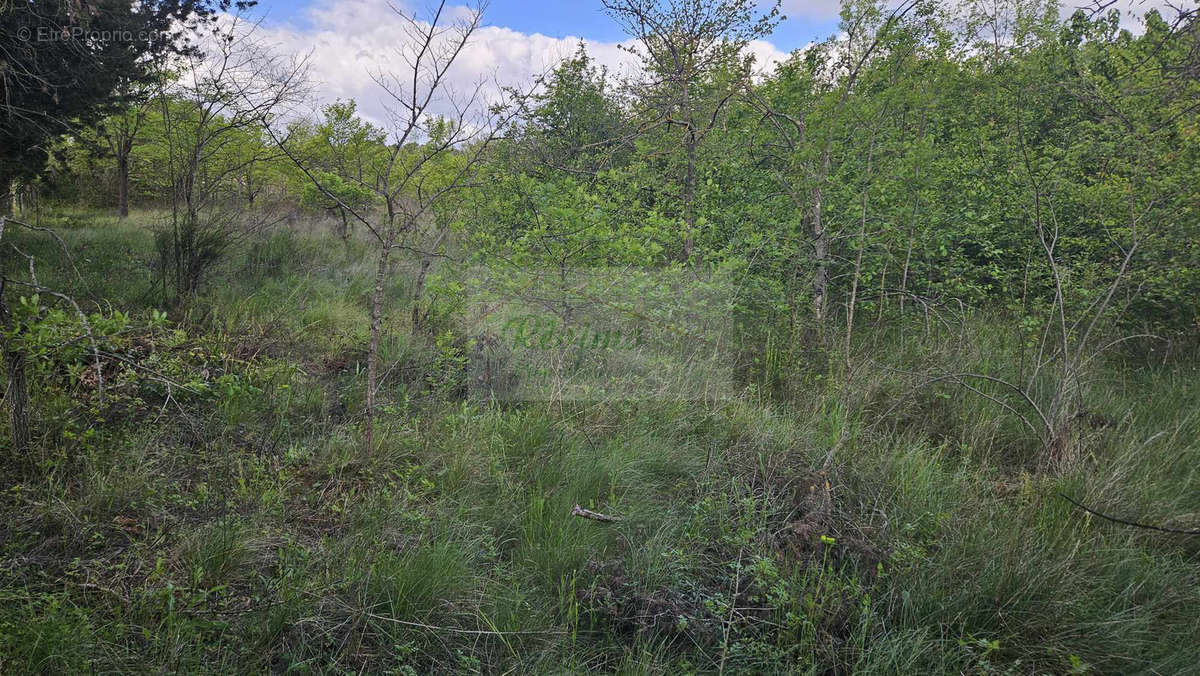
[235,0,844,127]
[241,0,1182,130]
[257,0,845,50]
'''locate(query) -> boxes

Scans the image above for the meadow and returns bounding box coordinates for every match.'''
[4,1,1200,672]
[1,209,1196,674]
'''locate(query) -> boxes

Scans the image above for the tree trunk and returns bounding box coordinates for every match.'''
[899,230,913,314]
[0,277,31,456]
[682,136,697,263]
[845,197,867,359]
[116,151,130,218]
[845,132,877,359]
[364,236,394,455]
[411,256,433,335]
[809,142,834,336]
[0,176,13,215]
[877,261,887,323]
[2,340,31,456]
[680,77,697,264]
[810,188,828,329]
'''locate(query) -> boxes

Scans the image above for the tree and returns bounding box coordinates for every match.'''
[272,0,517,455]
[295,100,387,238]
[1,0,249,455]
[745,0,924,335]
[468,44,662,316]
[995,6,1198,468]
[300,172,377,240]
[97,80,163,218]
[602,0,780,262]
[155,11,308,300]
[511,44,630,176]
[0,0,248,210]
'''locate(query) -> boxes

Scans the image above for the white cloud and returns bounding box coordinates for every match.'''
[254,0,636,131]
[254,0,793,131]
[747,38,791,75]
[780,0,845,22]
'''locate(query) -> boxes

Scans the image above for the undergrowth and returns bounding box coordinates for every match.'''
[1,213,1197,674]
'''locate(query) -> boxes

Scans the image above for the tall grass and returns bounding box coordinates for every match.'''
[0,211,1196,673]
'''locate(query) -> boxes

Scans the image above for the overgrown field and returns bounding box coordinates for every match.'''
[1,211,1197,674]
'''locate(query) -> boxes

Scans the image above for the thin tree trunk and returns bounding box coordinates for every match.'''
[899,230,913,312]
[680,78,697,264]
[683,136,697,263]
[877,261,887,324]
[901,110,926,317]
[1,176,13,215]
[116,151,130,218]
[364,235,394,455]
[2,340,30,455]
[845,133,877,359]
[845,206,867,360]
[411,255,434,336]
[0,276,31,455]
[411,257,436,334]
[810,147,832,333]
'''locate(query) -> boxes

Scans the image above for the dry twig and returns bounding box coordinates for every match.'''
[571,505,623,523]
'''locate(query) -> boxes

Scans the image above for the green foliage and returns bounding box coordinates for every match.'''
[300,171,376,219]
[0,0,230,188]
[2,206,1198,674]
[3,1,1200,674]
[510,44,629,174]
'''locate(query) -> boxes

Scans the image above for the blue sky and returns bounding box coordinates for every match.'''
[256,0,843,54]
[244,0,848,127]
[245,0,1171,130]
[221,0,1177,143]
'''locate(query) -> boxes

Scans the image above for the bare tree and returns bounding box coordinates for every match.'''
[157,11,308,300]
[269,0,518,455]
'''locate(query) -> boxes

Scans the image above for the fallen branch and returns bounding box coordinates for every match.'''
[360,611,572,636]
[1059,493,1200,535]
[571,504,623,523]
